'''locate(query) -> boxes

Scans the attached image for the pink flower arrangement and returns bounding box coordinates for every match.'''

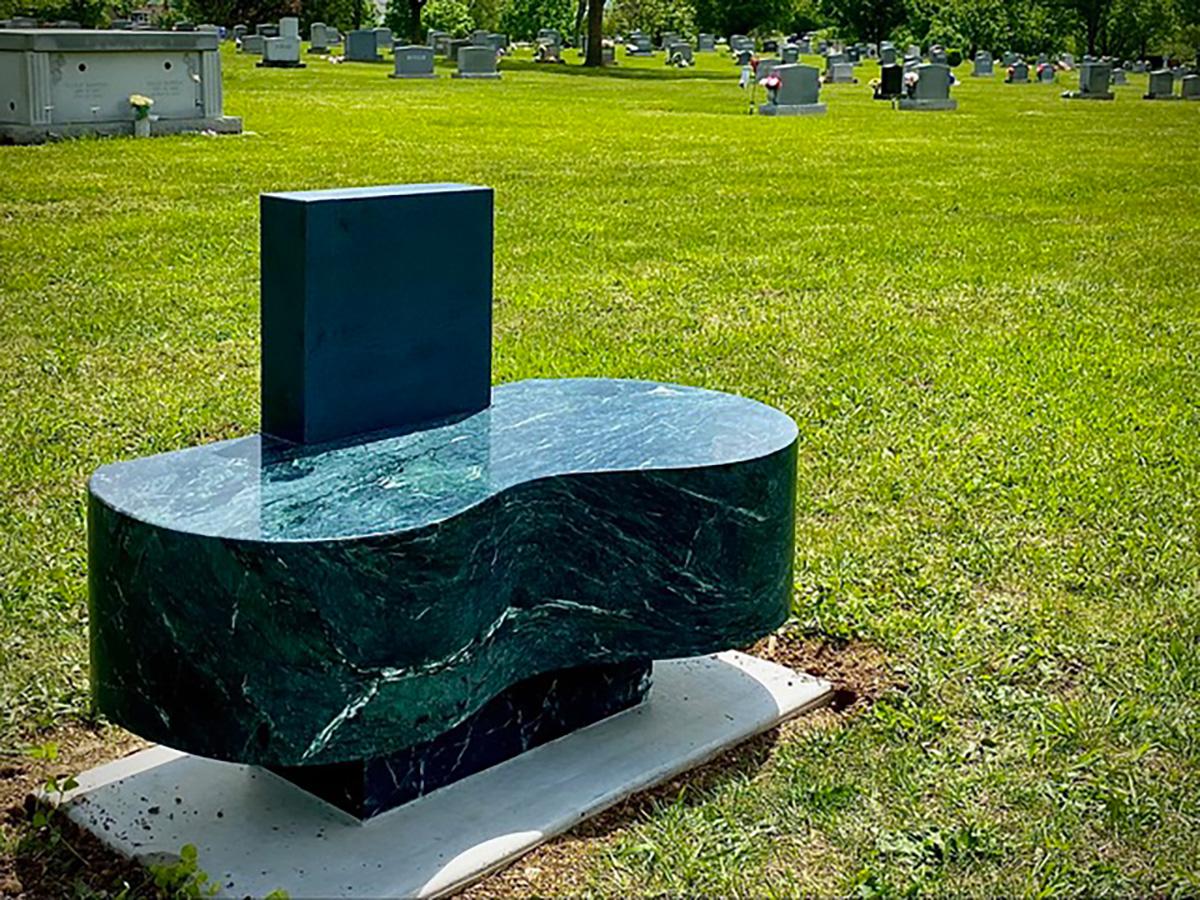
[760,74,782,90]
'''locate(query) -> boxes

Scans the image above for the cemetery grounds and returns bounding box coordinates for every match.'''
[1,44,1199,898]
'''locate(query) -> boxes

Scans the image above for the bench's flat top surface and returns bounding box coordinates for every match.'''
[90,378,798,542]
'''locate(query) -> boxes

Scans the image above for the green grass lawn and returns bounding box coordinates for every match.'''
[3,45,1200,896]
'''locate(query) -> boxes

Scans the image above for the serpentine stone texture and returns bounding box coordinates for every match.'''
[90,378,798,768]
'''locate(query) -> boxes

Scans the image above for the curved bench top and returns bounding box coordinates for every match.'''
[90,378,798,543]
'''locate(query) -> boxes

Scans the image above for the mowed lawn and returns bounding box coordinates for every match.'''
[2,45,1200,896]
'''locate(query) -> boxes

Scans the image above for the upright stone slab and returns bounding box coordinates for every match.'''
[1145,69,1178,99]
[259,185,491,444]
[973,51,993,76]
[390,44,436,79]
[1112,66,1128,85]
[758,63,825,115]
[1006,60,1029,83]
[626,33,652,55]
[453,44,499,79]
[0,28,242,143]
[258,15,304,67]
[344,28,380,61]
[698,33,714,51]
[308,21,328,53]
[874,63,903,99]
[374,27,392,52]
[899,62,957,109]
[1064,60,1113,99]
[756,56,781,84]
[241,33,263,54]
[1182,74,1200,99]
[828,60,856,82]
[780,43,799,64]
[879,43,896,65]
[1037,62,1056,82]
[87,182,802,826]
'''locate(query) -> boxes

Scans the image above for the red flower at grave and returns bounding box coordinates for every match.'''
[760,74,782,89]
[750,57,760,71]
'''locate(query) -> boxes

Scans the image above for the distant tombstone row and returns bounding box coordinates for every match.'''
[758,63,825,116]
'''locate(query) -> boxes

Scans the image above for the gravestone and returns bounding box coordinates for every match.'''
[428,29,449,55]
[174,20,195,31]
[1064,60,1113,99]
[1002,50,1018,66]
[470,29,490,45]
[828,60,856,82]
[453,44,499,79]
[734,47,752,65]
[660,31,679,49]
[626,32,653,55]
[1183,74,1200,99]
[756,56,781,84]
[1111,66,1127,85]
[345,29,381,61]
[241,33,263,54]
[1006,60,1029,83]
[758,62,824,115]
[0,28,242,143]
[232,24,247,42]
[1061,52,1075,67]
[880,43,896,65]
[68,181,829,898]
[447,37,472,59]
[973,50,993,76]
[1145,69,1178,98]
[904,54,920,73]
[488,33,507,52]
[374,27,392,53]
[780,43,799,64]
[928,44,947,64]
[698,33,714,51]
[874,63,903,99]
[535,34,562,62]
[729,33,751,52]
[256,23,279,37]
[899,62,957,109]
[390,44,436,78]
[665,40,692,65]
[1037,62,1055,82]
[309,21,329,53]
[258,16,304,67]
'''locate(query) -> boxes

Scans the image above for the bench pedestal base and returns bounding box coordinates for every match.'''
[58,652,832,899]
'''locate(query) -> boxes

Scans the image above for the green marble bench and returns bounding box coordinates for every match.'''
[88,185,798,818]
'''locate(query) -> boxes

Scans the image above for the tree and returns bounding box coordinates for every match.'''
[819,0,906,44]
[694,0,790,38]
[499,0,573,40]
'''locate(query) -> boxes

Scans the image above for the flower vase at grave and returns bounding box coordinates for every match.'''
[134,117,150,138]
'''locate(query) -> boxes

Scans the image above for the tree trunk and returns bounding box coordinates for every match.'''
[409,0,422,43]
[583,0,604,66]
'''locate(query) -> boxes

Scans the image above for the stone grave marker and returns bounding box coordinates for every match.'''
[899,62,957,110]
[1145,69,1178,98]
[1002,50,1017,67]
[781,43,799,64]
[241,33,263,54]
[256,23,279,37]
[973,50,993,76]
[734,47,752,65]
[1111,66,1127,85]
[0,27,242,143]
[1182,74,1200,99]
[65,180,831,899]
[390,44,436,78]
[454,44,499,78]
[665,40,692,65]
[259,16,305,67]
[758,62,825,115]
[309,21,329,53]
[1064,60,1113,99]
[471,29,490,45]
[880,43,896,65]
[627,32,653,55]
[756,56,781,84]
[374,27,392,53]
[345,29,381,61]
[1006,60,1029,83]
[874,63,903,99]
[828,60,856,82]
[1037,62,1056,82]
[698,33,714,51]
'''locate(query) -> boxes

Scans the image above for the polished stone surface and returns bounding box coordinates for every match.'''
[62,653,833,900]
[270,660,652,819]
[90,378,798,767]
[260,185,492,446]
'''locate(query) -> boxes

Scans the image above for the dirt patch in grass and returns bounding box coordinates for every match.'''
[0,724,149,899]
[0,633,893,898]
